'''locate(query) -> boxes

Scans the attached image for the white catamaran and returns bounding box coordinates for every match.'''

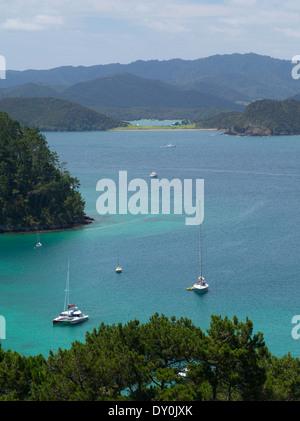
[53,262,89,325]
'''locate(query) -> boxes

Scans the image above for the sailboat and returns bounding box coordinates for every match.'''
[115,251,122,273]
[53,262,89,325]
[35,231,42,247]
[188,220,209,294]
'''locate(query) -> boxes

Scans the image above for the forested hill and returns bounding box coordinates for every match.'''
[0,97,127,131]
[0,112,90,232]
[197,99,300,136]
[0,73,244,121]
[59,72,243,111]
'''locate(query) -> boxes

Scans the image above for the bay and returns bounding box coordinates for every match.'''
[0,129,299,358]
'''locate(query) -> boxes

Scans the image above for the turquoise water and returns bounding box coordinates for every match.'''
[0,129,299,358]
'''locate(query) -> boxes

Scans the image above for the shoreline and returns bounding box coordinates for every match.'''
[110,123,218,131]
[0,216,94,235]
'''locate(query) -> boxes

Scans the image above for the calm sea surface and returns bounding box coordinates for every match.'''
[0,129,299,358]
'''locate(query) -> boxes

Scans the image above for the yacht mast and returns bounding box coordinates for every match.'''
[64,261,70,311]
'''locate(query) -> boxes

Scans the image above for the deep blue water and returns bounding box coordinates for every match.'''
[0,129,299,358]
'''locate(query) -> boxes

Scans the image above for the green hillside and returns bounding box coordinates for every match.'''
[175,79,251,105]
[0,74,242,121]
[197,99,300,136]
[0,82,60,99]
[60,72,242,112]
[0,97,127,131]
[0,112,89,232]
[91,105,227,121]
[196,111,241,130]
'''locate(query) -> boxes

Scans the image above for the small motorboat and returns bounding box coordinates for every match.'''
[161,143,176,148]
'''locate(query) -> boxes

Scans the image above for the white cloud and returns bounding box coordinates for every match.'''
[142,18,188,34]
[2,0,300,68]
[34,14,64,26]
[1,13,64,31]
[225,0,258,6]
[2,18,43,31]
[275,27,300,39]
[84,0,229,19]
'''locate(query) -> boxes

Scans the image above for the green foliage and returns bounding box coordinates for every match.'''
[1,313,297,401]
[205,315,267,400]
[0,112,87,231]
[195,111,241,129]
[263,353,300,400]
[0,82,60,100]
[92,105,225,122]
[0,98,127,131]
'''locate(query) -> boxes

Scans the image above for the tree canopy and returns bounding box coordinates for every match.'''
[0,112,87,232]
[0,313,299,401]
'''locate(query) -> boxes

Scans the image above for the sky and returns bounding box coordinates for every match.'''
[1,0,300,70]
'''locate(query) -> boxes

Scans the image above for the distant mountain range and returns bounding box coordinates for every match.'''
[0,73,244,122]
[59,73,244,117]
[0,53,299,127]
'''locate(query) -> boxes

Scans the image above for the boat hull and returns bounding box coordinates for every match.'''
[53,315,89,325]
[193,284,209,294]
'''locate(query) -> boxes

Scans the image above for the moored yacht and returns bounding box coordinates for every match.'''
[35,231,42,247]
[53,305,89,325]
[53,262,89,325]
[193,275,209,294]
[187,208,209,294]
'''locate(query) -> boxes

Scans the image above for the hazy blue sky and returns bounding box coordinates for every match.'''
[1,0,300,70]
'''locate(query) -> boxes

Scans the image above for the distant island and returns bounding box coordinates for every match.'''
[0,112,91,233]
[0,97,128,131]
[197,99,300,136]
